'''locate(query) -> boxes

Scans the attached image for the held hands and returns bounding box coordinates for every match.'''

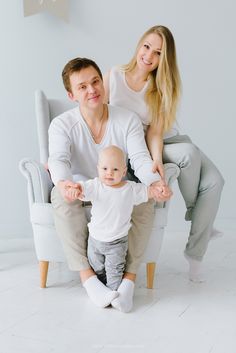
[149,179,173,202]
[57,180,84,202]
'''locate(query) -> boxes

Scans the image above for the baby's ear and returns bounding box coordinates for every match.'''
[123,166,127,176]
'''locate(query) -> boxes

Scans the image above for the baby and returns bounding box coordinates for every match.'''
[68,145,156,310]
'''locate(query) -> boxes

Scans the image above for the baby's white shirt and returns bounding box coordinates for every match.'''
[80,178,148,242]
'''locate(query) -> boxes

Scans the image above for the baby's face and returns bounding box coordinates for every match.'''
[97,152,126,187]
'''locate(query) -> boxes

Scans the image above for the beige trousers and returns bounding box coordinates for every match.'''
[51,186,155,273]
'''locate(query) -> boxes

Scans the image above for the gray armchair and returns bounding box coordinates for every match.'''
[19,90,179,289]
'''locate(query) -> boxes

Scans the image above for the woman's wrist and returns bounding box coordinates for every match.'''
[153,158,163,164]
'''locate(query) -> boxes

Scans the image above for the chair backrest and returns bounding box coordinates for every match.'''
[35,90,76,164]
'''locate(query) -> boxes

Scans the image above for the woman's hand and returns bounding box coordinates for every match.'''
[152,160,165,180]
[57,180,83,202]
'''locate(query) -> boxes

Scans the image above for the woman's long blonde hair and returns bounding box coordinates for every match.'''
[122,25,181,132]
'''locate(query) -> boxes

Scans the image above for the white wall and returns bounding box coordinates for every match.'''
[0,0,235,237]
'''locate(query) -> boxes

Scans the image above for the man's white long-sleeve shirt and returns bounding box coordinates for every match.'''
[48,104,160,186]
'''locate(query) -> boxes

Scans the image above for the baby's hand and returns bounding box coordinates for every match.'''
[66,183,84,201]
[57,180,84,202]
[149,180,172,202]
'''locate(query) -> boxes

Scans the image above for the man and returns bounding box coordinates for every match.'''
[48,57,172,311]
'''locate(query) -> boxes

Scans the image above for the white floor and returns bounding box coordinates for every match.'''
[0,228,236,353]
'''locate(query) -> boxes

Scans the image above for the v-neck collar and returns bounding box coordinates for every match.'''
[78,106,111,146]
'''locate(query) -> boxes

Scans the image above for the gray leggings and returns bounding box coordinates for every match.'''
[163,134,225,260]
[88,235,128,291]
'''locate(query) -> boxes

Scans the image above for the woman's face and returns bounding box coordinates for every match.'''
[68,66,105,110]
[136,33,163,73]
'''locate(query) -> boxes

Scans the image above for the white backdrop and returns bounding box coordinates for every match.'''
[0,0,235,237]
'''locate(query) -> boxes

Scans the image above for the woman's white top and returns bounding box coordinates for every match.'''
[81,178,148,242]
[109,66,179,139]
[48,104,161,186]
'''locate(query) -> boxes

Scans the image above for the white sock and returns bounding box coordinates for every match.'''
[111,279,135,313]
[83,276,118,308]
[210,228,223,241]
[184,254,205,283]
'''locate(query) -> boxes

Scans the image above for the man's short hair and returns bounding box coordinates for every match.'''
[62,57,103,93]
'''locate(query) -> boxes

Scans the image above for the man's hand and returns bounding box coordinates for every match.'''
[57,180,83,202]
[149,180,173,202]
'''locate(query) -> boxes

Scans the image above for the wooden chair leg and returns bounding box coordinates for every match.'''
[146,262,156,289]
[39,261,49,288]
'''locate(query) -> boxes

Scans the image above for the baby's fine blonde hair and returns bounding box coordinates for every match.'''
[98,145,126,166]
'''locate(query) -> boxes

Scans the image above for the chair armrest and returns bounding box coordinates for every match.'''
[19,158,53,206]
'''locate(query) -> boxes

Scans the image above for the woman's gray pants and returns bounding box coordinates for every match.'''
[163,135,225,261]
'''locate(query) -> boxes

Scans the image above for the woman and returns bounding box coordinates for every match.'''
[104,25,224,282]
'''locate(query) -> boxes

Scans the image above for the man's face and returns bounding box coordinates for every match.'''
[68,66,105,109]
